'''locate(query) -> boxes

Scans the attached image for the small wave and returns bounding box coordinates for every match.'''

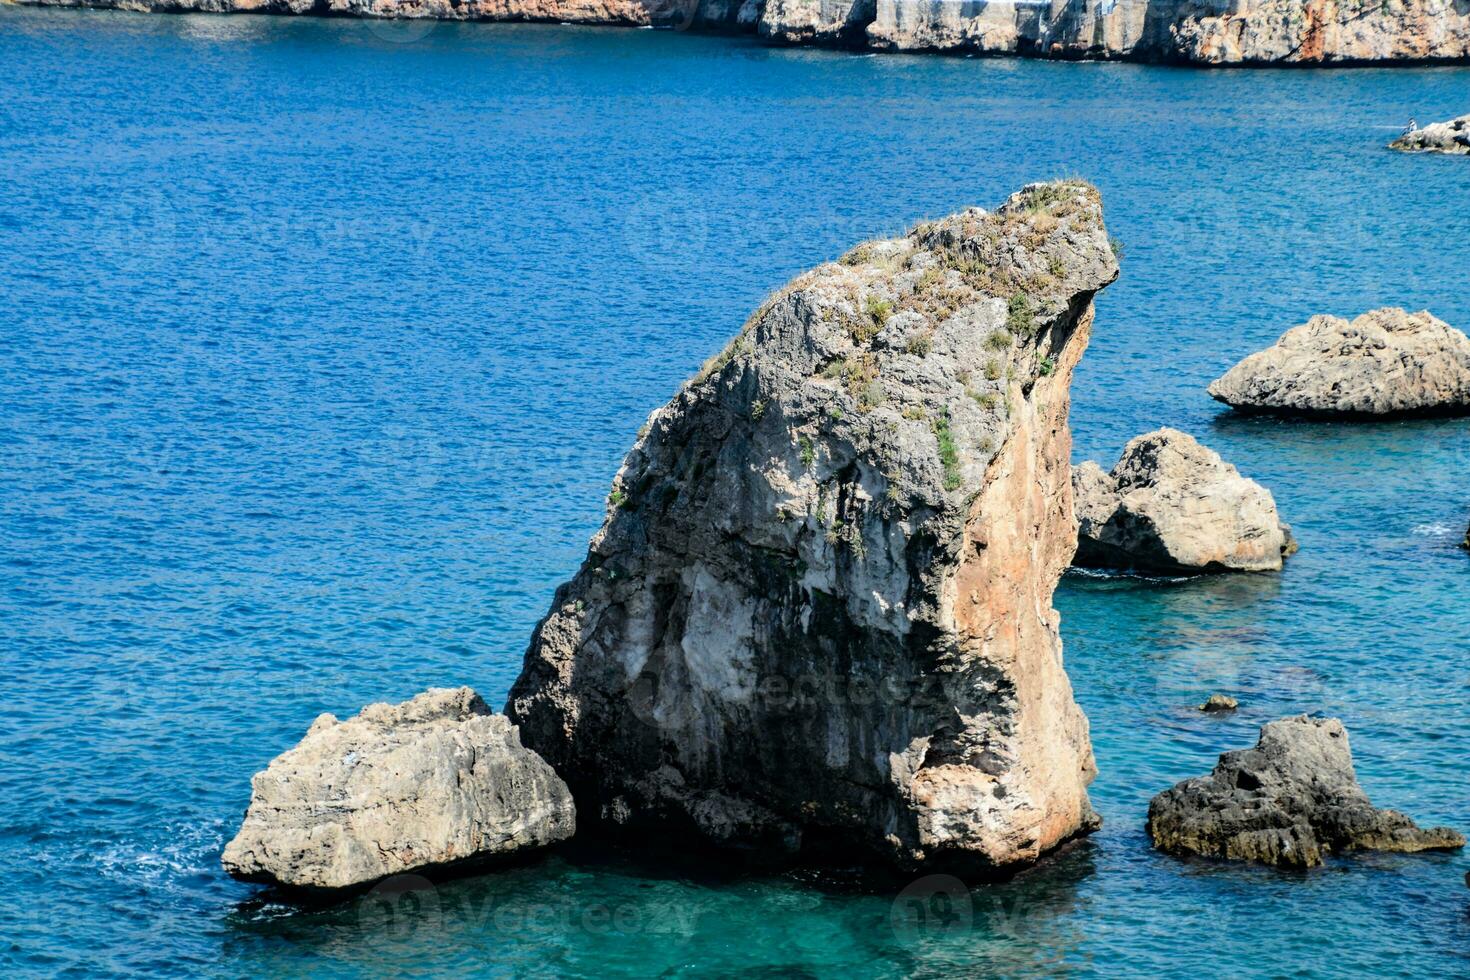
[1411,522,1455,537]
[1063,566,1193,585]
[92,818,226,886]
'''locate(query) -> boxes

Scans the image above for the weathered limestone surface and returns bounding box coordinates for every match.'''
[1391,114,1470,154]
[508,182,1118,875]
[1148,716,1464,868]
[864,0,1470,63]
[1072,428,1294,574]
[1209,308,1470,416]
[20,0,1470,65]
[222,688,575,891]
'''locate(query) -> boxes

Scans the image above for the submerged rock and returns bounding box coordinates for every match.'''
[1199,694,1239,713]
[1209,308,1470,417]
[222,688,575,891]
[1391,115,1470,155]
[18,0,1470,65]
[1072,428,1294,574]
[508,182,1119,875]
[1147,716,1464,868]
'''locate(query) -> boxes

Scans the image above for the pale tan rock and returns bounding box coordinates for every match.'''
[1073,428,1295,574]
[1209,308,1470,416]
[222,688,575,891]
[1391,115,1470,155]
[508,181,1118,875]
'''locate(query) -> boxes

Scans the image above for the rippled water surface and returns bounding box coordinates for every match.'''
[3,8,1469,976]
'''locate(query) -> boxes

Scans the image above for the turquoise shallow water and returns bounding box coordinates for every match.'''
[2,8,1469,976]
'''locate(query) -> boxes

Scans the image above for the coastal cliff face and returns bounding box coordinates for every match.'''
[861,0,1470,64]
[507,182,1117,875]
[20,0,1470,64]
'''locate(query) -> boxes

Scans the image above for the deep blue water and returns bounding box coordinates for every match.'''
[2,7,1469,976]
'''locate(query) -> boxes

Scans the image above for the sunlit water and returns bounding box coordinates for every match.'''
[2,8,1468,976]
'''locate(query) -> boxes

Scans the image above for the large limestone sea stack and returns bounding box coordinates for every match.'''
[508,182,1119,875]
[1209,308,1470,416]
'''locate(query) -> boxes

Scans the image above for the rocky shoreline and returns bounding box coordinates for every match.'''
[17,0,1470,66]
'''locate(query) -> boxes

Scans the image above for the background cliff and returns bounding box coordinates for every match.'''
[19,0,1470,64]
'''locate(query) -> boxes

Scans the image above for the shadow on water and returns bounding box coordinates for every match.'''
[221,835,1101,973]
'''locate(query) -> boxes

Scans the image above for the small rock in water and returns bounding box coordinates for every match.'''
[1208,308,1470,417]
[1072,428,1295,574]
[1199,694,1239,713]
[1147,715,1464,868]
[222,687,575,892]
[1390,115,1470,155]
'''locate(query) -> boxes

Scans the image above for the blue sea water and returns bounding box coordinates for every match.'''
[2,7,1468,976]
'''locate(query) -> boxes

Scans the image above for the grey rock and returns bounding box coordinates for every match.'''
[1199,694,1239,713]
[1209,308,1470,417]
[1147,715,1464,868]
[1390,115,1470,155]
[1072,428,1295,574]
[222,688,575,891]
[508,181,1119,875]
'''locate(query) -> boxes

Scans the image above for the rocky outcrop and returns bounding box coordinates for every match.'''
[1391,115,1470,154]
[1199,694,1238,712]
[1148,716,1464,868]
[20,0,1470,66]
[1209,308,1470,417]
[1072,428,1294,574]
[222,688,575,891]
[507,182,1118,876]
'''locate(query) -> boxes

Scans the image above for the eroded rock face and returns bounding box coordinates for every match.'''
[1147,716,1464,868]
[508,182,1118,875]
[1072,428,1294,574]
[1209,308,1470,417]
[19,0,759,30]
[1391,115,1470,154]
[20,0,1470,65]
[861,0,1470,63]
[222,688,575,891]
